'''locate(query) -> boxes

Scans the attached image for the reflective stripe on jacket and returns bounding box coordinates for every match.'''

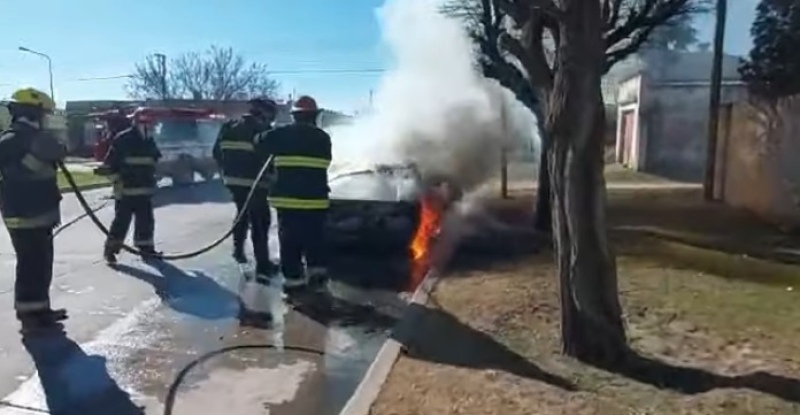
[104,127,161,199]
[0,123,62,229]
[213,116,271,189]
[256,123,332,210]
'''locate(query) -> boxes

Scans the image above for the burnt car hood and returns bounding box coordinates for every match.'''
[325,165,422,252]
[328,168,421,202]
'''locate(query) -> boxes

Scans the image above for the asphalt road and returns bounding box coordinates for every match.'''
[0,181,405,415]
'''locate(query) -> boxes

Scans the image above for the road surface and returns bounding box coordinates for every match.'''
[0,181,406,415]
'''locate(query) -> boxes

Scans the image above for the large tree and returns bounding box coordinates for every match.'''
[450,0,707,363]
[448,0,707,234]
[739,0,800,101]
[127,46,280,101]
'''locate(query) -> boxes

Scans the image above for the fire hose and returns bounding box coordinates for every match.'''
[56,163,334,414]
[56,155,273,261]
[161,344,325,415]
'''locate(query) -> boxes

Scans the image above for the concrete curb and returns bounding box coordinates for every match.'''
[339,212,462,415]
[338,269,442,415]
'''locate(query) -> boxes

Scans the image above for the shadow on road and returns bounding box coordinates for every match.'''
[288,290,400,334]
[111,261,238,320]
[597,350,800,404]
[393,303,577,391]
[21,329,144,415]
[152,180,231,208]
[328,255,410,292]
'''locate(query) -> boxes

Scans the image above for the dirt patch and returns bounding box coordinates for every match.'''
[369,188,800,415]
[604,163,675,184]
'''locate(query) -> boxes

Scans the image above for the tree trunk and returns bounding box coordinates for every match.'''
[548,0,627,364]
[533,136,552,232]
[533,93,552,233]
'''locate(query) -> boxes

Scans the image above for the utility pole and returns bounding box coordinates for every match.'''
[703,0,727,201]
[500,94,509,199]
[154,53,167,100]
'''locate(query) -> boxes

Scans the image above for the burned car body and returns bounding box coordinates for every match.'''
[325,163,424,253]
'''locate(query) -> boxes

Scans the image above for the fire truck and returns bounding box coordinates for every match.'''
[91,106,225,185]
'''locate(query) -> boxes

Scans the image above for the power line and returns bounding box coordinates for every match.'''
[70,68,388,82]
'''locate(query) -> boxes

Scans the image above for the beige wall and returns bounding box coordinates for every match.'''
[716,97,800,228]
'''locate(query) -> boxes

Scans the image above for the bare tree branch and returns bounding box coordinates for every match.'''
[127,45,280,100]
[603,0,710,72]
[126,55,176,100]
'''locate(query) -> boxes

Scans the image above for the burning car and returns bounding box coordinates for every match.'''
[325,163,425,253]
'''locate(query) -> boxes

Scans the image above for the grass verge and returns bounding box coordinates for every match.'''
[57,170,110,192]
[369,190,800,415]
[371,249,800,415]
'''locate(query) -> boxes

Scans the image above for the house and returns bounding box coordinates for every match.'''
[614,50,747,182]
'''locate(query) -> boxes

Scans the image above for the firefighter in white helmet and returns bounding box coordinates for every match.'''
[255,95,332,292]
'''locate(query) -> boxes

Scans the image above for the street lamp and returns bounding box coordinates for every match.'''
[18,46,55,102]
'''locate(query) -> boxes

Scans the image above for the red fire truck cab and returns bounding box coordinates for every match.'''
[91,106,226,185]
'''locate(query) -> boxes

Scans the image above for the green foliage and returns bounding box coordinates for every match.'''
[739,0,800,100]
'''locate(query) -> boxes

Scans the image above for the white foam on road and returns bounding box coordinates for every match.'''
[0,282,318,415]
[0,299,163,414]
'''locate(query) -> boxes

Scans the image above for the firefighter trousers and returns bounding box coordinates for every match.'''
[9,227,55,314]
[229,187,272,268]
[276,208,327,279]
[106,195,155,251]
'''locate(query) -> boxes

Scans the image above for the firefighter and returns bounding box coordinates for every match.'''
[98,108,162,263]
[0,88,69,329]
[256,95,332,290]
[213,98,278,276]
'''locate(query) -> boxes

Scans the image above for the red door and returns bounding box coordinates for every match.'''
[619,110,635,166]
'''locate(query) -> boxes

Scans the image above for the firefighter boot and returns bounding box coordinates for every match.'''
[306,267,330,292]
[232,244,247,264]
[103,242,118,264]
[18,308,68,333]
[237,275,274,328]
[255,260,280,278]
[138,246,163,260]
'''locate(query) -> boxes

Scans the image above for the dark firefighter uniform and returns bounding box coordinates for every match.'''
[0,87,68,328]
[101,124,162,263]
[213,111,276,275]
[256,95,332,289]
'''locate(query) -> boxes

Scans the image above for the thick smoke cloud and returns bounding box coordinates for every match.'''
[329,0,539,195]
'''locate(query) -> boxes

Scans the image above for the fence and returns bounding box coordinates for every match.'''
[714,97,800,228]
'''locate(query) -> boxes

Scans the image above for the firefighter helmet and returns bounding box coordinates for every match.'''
[9,87,55,111]
[291,95,319,113]
[249,97,278,113]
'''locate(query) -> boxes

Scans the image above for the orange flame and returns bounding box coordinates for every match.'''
[408,190,444,291]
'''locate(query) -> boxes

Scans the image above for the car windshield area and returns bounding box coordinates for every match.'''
[152,118,223,146]
[329,164,421,202]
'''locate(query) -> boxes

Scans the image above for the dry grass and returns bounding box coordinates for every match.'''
[604,163,674,184]
[369,188,800,415]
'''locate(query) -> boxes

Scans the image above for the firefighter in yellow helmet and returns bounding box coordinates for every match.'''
[0,87,68,331]
[255,95,332,293]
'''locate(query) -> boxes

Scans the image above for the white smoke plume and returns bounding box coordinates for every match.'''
[329,0,539,194]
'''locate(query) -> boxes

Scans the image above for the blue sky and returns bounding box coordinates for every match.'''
[0,0,758,113]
